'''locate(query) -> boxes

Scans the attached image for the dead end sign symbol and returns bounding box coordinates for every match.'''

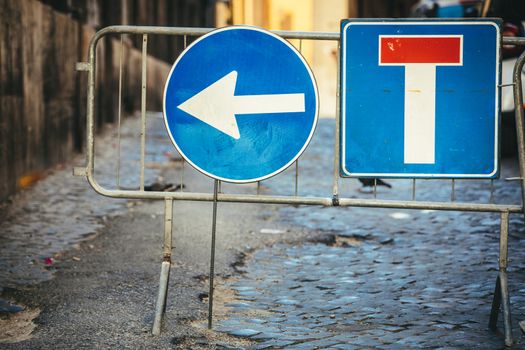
[379,35,463,164]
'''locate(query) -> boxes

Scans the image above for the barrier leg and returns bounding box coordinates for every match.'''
[500,270,513,347]
[152,199,173,335]
[152,261,171,335]
[208,180,219,329]
[488,211,512,347]
[489,274,501,330]
[163,268,170,314]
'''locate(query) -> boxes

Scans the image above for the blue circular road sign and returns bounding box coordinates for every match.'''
[163,26,319,183]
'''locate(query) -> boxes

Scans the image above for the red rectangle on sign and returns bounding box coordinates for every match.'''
[380,36,462,64]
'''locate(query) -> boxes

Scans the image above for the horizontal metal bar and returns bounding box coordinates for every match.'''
[272,29,339,41]
[93,25,339,41]
[95,25,212,37]
[337,197,521,213]
[93,25,524,44]
[84,176,521,213]
[75,62,91,71]
[73,167,87,177]
[502,36,525,46]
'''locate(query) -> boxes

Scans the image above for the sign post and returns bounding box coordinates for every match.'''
[162,25,319,328]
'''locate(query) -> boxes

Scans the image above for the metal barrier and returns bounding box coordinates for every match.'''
[75,25,525,346]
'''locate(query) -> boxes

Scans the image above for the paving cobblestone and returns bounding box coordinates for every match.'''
[214,121,525,348]
[216,232,525,348]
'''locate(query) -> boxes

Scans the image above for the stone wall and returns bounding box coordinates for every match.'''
[0,0,171,201]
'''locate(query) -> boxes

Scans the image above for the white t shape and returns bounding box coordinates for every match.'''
[379,35,463,164]
[404,64,437,164]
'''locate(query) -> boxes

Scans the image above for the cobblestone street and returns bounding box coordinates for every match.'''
[2,117,524,349]
[3,1,525,349]
[212,120,525,349]
[216,228,525,349]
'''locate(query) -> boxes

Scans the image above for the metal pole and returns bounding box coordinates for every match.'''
[208,180,219,329]
[295,161,299,196]
[180,35,188,193]
[499,211,509,270]
[332,41,341,202]
[140,34,148,191]
[294,39,303,198]
[513,50,525,219]
[116,35,124,189]
[481,0,492,17]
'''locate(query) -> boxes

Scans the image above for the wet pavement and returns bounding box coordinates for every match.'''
[0,114,168,291]
[1,113,525,349]
[213,119,525,349]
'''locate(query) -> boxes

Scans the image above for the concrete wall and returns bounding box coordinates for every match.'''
[0,0,170,201]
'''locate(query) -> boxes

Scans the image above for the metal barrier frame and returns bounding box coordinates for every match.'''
[75,25,525,346]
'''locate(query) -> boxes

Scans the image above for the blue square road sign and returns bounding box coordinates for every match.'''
[340,19,501,178]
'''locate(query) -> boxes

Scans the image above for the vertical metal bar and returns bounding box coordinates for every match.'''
[86,34,97,179]
[257,181,261,195]
[295,161,299,196]
[163,199,173,260]
[512,51,525,219]
[373,178,377,199]
[140,34,148,191]
[332,41,341,200]
[412,179,416,201]
[180,159,185,192]
[481,0,492,17]
[180,35,188,192]
[152,198,173,335]
[451,179,455,202]
[499,211,509,270]
[294,38,303,198]
[208,180,219,329]
[490,179,495,203]
[116,35,124,189]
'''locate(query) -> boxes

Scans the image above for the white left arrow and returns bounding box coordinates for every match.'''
[177,70,305,139]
